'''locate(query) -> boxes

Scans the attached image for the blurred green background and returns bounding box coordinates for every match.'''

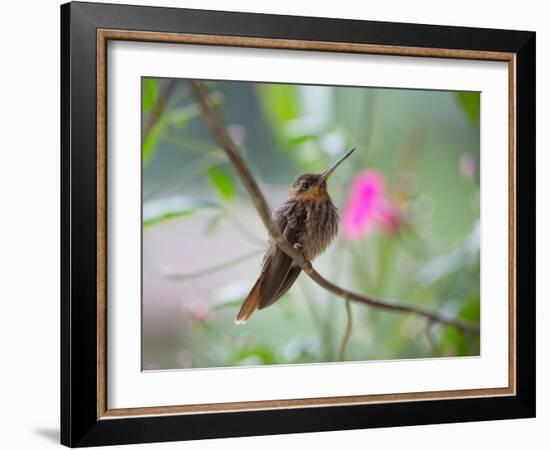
[141,78,480,370]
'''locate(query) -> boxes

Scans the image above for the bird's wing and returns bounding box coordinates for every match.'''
[236,204,303,322]
[258,265,301,310]
[257,209,302,309]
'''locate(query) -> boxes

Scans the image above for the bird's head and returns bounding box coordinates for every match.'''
[288,148,355,202]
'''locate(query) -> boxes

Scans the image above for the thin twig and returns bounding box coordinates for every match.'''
[143,157,212,201]
[188,80,480,335]
[158,250,263,280]
[223,205,266,246]
[143,79,175,139]
[338,298,353,361]
[425,319,440,356]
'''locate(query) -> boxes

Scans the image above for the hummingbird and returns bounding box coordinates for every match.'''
[236,147,356,324]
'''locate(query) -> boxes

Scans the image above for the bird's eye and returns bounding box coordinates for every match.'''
[300,183,309,192]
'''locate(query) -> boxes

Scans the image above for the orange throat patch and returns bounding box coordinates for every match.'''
[301,186,329,202]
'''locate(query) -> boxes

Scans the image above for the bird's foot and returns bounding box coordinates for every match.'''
[302,260,313,274]
[292,243,313,273]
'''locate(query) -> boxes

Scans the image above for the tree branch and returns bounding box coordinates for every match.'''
[143,79,175,139]
[338,299,353,361]
[188,80,480,335]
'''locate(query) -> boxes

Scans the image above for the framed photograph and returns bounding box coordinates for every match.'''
[61,1,536,447]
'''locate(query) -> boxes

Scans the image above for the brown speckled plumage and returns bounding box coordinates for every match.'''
[236,149,355,324]
[270,197,339,262]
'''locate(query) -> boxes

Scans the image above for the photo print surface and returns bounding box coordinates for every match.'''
[142,78,481,370]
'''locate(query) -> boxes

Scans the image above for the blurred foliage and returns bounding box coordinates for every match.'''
[206,166,236,201]
[456,92,481,125]
[142,78,224,168]
[257,84,301,130]
[143,197,218,228]
[142,78,159,112]
[143,121,164,166]
[141,77,481,370]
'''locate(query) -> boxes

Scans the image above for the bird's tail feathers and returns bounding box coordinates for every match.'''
[235,276,263,324]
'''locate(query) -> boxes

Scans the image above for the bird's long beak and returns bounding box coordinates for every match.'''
[317,147,356,185]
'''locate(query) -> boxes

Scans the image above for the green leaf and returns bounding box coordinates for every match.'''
[203,212,226,236]
[143,211,193,228]
[456,92,480,125]
[206,166,236,201]
[232,347,276,365]
[441,327,470,356]
[256,84,300,129]
[440,295,480,356]
[458,295,480,322]
[142,121,163,166]
[142,78,159,112]
[143,197,217,228]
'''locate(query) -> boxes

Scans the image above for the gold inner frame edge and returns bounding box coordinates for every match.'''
[95,29,517,420]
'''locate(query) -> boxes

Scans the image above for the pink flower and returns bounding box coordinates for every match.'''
[181,295,211,324]
[342,170,400,240]
[189,302,210,323]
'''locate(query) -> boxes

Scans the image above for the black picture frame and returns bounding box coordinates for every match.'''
[61,1,536,447]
